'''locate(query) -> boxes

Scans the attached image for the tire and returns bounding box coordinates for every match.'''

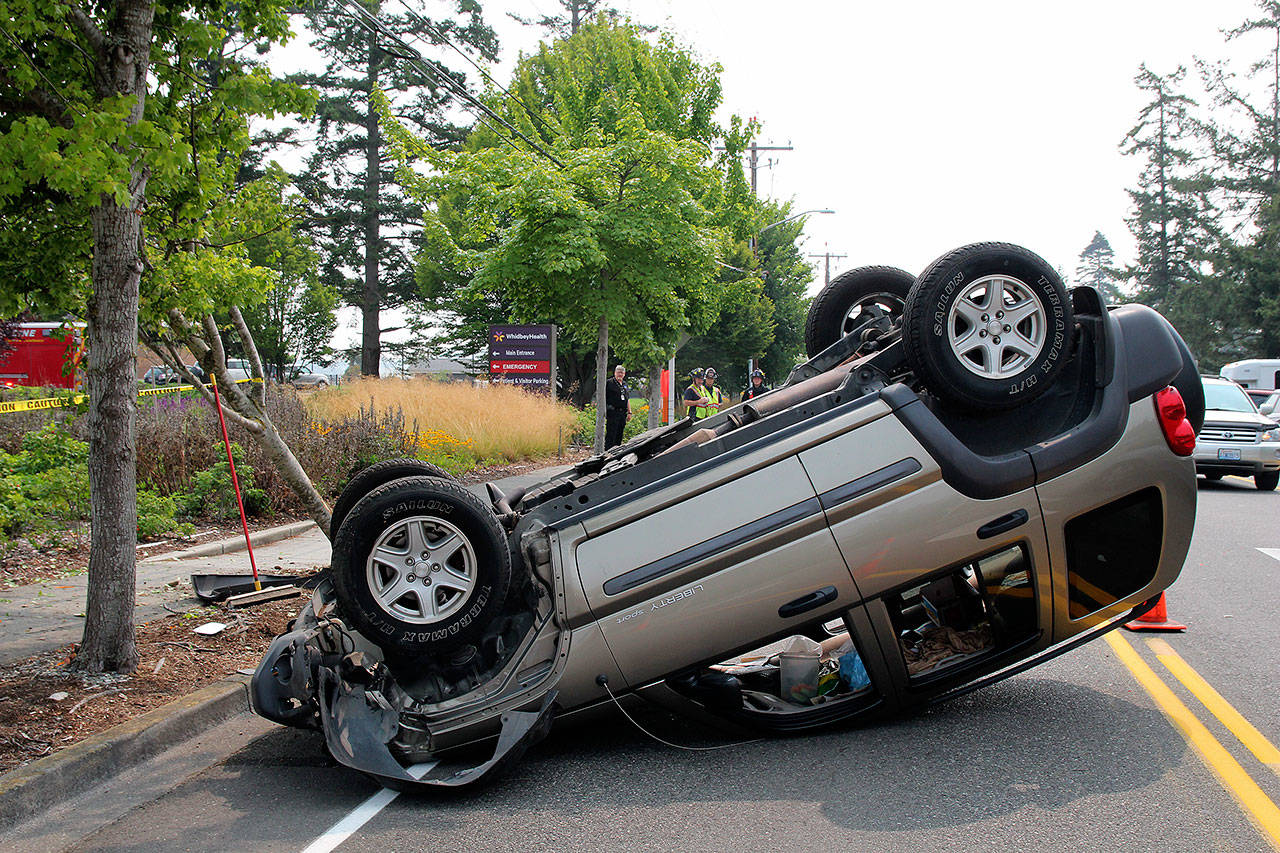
[329,458,455,539]
[903,242,1073,410]
[804,266,915,358]
[330,476,512,656]
[1256,471,1278,491]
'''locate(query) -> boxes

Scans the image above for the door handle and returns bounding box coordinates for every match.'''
[977,508,1029,539]
[778,586,838,618]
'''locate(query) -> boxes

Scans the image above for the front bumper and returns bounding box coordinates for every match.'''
[1193,439,1280,475]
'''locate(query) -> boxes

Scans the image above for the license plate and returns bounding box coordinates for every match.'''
[1218,448,1242,461]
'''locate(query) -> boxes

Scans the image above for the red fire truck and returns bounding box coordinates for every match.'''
[0,322,85,389]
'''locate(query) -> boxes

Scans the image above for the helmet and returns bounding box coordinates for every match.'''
[704,367,717,379]
[751,368,764,378]
[690,367,704,379]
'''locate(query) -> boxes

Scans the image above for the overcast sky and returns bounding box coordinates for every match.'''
[314,0,1267,358]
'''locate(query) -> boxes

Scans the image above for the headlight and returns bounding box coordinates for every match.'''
[1263,428,1280,442]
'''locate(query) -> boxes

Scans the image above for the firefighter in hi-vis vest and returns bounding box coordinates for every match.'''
[683,367,706,420]
[697,367,725,419]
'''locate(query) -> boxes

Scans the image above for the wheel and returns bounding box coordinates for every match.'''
[903,242,1073,410]
[804,266,915,358]
[1255,471,1278,491]
[330,476,512,656]
[329,458,455,539]
[1203,473,1223,481]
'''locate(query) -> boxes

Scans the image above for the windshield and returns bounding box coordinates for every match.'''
[1204,382,1257,413]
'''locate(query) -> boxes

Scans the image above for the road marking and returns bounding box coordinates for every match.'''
[1147,638,1280,775]
[1259,548,1280,563]
[300,761,437,853]
[1105,632,1280,850]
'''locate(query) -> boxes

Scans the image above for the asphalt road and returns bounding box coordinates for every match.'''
[13,477,1280,853]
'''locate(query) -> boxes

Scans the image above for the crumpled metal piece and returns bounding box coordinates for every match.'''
[318,669,558,790]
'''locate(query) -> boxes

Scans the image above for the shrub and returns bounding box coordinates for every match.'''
[137,488,194,540]
[178,443,269,520]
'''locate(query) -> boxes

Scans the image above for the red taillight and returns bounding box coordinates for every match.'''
[1154,386,1195,456]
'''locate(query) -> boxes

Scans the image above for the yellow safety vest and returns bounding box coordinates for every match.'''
[695,386,724,419]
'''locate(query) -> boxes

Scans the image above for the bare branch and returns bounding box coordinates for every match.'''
[200,312,262,421]
[229,305,267,407]
[64,5,107,65]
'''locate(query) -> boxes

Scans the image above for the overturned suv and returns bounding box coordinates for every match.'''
[252,243,1203,789]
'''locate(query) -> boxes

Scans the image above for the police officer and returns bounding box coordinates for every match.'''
[742,368,771,402]
[682,367,707,420]
[698,367,725,418]
[605,364,628,449]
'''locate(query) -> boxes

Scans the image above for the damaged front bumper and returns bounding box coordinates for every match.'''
[249,582,559,790]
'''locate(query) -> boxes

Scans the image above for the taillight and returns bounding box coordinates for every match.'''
[1154,386,1195,456]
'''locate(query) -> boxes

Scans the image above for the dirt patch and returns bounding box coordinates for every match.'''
[0,595,305,774]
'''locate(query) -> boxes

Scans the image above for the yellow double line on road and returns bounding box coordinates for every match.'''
[1106,632,1280,849]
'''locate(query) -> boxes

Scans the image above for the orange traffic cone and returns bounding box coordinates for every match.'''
[1123,592,1186,632]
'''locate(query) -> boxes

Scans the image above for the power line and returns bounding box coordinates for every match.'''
[807,248,847,286]
[333,0,565,168]
[398,1,561,143]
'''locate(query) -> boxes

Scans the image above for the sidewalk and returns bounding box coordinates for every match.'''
[0,463,576,666]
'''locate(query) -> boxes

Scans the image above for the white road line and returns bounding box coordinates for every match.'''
[300,762,437,853]
[1258,548,1280,563]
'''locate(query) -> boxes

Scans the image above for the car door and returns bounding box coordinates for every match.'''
[798,413,1054,696]
[570,409,885,687]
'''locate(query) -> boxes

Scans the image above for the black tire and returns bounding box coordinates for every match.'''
[1256,471,1278,491]
[329,458,455,539]
[331,476,512,656]
[804,266,915,358]
[903,242,1073,410]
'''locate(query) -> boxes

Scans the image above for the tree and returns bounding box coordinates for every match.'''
[241,220,338,380]
[295,0,497,377]
[0,0,306,672]
[508,0,650,39]
[1198,1,1280,358]
[1121,64,1223,360]
[1074,231,1123,303]
[404,17,745,445]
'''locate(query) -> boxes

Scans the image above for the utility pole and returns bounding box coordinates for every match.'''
[807,247,848,286]
[747,140,793,195]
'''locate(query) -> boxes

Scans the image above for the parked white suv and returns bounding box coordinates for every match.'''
[1194,376,1280,490]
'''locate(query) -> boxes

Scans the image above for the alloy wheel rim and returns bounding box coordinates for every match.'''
[366,515,476,625]
[945,274,1047,379]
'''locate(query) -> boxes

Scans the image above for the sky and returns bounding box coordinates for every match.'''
[304,0,1268,359]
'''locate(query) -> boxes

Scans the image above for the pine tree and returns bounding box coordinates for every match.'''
[295,0,497,376]
[1199,1,1280,358]
[1121,64,1223,359]
[1074,231,1123,303]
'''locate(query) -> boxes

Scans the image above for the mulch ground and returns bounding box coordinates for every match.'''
[0,595,304,774]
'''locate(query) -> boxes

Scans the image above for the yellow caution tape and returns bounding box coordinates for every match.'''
[0,377,261,415]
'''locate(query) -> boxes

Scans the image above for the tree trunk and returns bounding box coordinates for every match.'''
[647,364,661,429]
[594,314,608,452]
[75,0,153,674]
[361,32,381,377]
[78,195,143,674]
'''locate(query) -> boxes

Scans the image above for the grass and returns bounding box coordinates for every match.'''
[305,377,580,469]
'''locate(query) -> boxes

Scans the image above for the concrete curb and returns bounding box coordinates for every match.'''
[0,674,252,830]
[144,519,318,562]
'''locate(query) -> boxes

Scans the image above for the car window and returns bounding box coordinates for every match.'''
[1203,381,1257,413]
